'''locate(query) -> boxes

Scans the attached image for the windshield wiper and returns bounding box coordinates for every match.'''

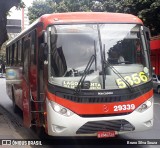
[103,45,133,92]
[105,61,133,92]
[75,55,95,94]
[97,23,133,91]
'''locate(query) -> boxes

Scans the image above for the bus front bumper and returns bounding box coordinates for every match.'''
[46,98,153,137]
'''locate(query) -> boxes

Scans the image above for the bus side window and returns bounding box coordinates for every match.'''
[23,38,30,81]
[17,40,21,65]
[6,47,9,65]
[10,45,14,66]
[31,30,37,65]
[8,47,10,65]
[14,43,18,65]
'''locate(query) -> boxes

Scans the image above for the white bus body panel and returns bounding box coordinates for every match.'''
[46,97,153,137]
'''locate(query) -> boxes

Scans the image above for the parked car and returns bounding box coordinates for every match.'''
[152,74,160,94]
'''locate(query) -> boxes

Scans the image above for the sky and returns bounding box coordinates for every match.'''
[8,0,33,19]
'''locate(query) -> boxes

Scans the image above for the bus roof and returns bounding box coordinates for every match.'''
[40,12,143,28]
[7,12,143,46]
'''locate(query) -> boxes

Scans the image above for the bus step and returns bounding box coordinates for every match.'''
[30,97,44,103]
[30,90,45,103]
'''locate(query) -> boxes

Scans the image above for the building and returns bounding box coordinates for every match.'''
[7,19,21,34]
[1,5,30,62]
[150,35,160,75]
[7,6,30,31]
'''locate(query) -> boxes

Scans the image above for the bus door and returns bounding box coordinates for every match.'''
[22,36,32,127]
[22,30,38,127]
[28,30,40,126]
[29,30,38,100]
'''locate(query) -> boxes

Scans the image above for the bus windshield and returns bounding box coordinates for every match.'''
[48,24,150,89]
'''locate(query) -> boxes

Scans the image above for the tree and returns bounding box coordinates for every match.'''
[0,0,23,48]
[28,0,160,36]
[138,1,160,35]
[55,0,96,12]
[28,0,55,24]
[102,0,160,36]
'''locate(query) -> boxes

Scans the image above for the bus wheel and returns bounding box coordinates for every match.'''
[157,86,160,94]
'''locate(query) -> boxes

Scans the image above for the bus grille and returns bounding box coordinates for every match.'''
[60,85,151,103]
[76,120,135,134]
[50,81,153,103]
[63,93,138,103]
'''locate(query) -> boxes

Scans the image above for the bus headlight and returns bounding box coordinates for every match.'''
[50,101,74,117]
[136,98,152,113]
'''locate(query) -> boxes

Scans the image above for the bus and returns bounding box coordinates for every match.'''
[6,12,153,138]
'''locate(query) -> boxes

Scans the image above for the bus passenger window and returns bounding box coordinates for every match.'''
[8,47,11,65]
[23,39,30,81]
[18,40,22,65]
[6,47,9,65]
[31,30,36,65]
[11,45,14,65]
[14,43,18,65]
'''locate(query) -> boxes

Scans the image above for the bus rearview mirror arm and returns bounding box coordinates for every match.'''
[39,43,48,71]
[39,43,48,61]
[42,30,47,43]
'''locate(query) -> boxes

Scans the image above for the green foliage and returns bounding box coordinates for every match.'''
[17,0,25,9]
[92,0,160,35]
[55,0,93,12]
[28,0,160,36]
[0,0,22,47]
[28,0,55,24]
[138,0,160,35]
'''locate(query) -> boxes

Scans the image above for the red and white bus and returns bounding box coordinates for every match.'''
[6,12,153,138]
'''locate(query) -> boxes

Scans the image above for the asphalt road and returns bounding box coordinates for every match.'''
[0,78,160,148]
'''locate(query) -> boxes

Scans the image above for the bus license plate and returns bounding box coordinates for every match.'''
[97,131,116,138]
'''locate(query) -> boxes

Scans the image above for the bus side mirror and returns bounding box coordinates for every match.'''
[42,30,47,44]
[39,43,48,63]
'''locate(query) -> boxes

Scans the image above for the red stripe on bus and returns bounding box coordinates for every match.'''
[47,89,153,115]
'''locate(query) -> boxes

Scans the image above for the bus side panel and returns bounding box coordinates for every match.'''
[22,78,31,128]
[13,84,23,110]
[6,81,12,101]
[6,67,23,109]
